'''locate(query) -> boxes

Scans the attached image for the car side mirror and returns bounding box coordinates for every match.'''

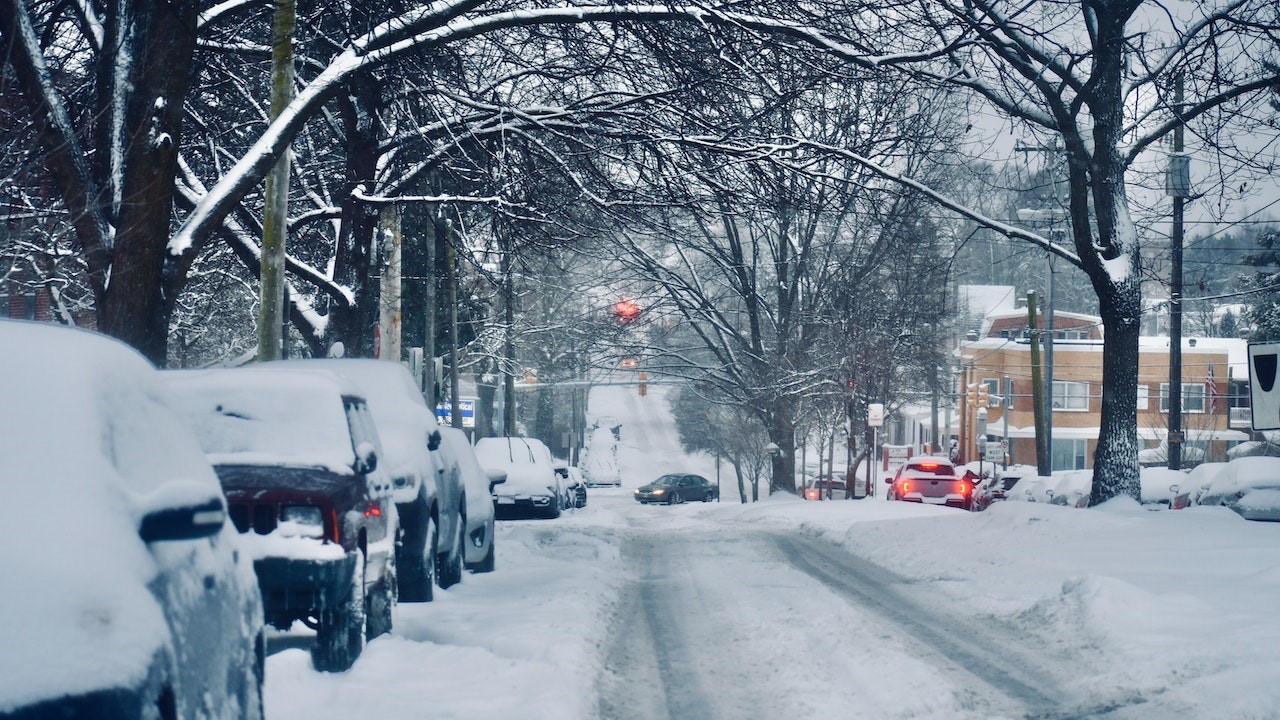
[354,441,378,474]
[140,496,226,543]
[884,477,893,484]
[486,468,507,492]
[427,429,441,452]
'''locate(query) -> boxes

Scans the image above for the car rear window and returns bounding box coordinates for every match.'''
[905,461,955,475]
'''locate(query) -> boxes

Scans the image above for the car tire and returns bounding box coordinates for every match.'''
[545,496,562,519]
[703,491,714,502]
[438,514,465,589]
[312,556,366,672]
[397,496,435,603]
[365,561,395,640]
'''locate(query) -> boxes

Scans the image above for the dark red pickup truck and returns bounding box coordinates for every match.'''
[165,367,397,672]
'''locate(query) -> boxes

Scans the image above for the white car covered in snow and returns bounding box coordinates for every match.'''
[582,426,621,487]
[272,359,465,599]
[1196,456,1280,521]
[438,426,500,572]
[475,436,564,518]
[0,321,264,718]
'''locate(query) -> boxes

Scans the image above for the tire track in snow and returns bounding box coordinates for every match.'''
[771,533,1130,720]
[598,534,718,720]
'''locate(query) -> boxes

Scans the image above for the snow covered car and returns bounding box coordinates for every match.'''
[885,456,974,509]
[555,463,588,508]
[634,474,718,504]
[0,321,264,719]
[274,359,465,599]
[475,436,564,518]
[438,426,500,572]
[804,479,847,500]
[1140,467,1187,506]
[164,367,397,672]
[1046,470,1092,508]
[581,426,622,487]
[1170,462,1227,510]
[972,471,1026,511]
[1195,456,1280,521]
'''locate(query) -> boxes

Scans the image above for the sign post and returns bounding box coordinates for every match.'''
[1249,342,1280,431]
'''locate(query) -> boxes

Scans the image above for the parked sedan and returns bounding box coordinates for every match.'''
[0,321,264,719]
[1196,456,1280,521]
[476,436,564,518]
[438,427,500,572]
[274,359,464,599]
[556,465,588,508]
[635,474,718,504]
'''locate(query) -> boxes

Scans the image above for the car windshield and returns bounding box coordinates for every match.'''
[653,475,682,487]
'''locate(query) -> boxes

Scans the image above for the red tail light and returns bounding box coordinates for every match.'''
[918,463,939,470]
[900,481,911,494]
[959,481,970,495]
[364,502,382,518]
[331,509,340,544]
[805,488,819,500]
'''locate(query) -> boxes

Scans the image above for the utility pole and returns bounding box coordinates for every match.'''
[423,212,439,404]
[1167,74,1190,471]
[1028,291,1051,476]
[257,0,294,362]
[501,229,516,436]
[443,216,462,428]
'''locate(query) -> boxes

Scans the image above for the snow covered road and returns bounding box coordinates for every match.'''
[262,386,1280,719]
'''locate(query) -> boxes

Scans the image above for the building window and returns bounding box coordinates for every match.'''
[1137,384,1149,410]
[982,378,1001,406]
[1051,381,1090,411]
[1051,438,1089,470]
[1160,383,1206,413]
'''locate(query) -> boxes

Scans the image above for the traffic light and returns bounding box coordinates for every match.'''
[966,382,990,407]
[613,299,641,325]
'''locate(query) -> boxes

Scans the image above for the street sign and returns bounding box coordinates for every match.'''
[868,403,885,427]
[436,398,476,429]
[1248,342,1280,431]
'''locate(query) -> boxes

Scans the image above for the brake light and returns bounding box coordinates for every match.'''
[918,462,939,470]
[959,481,970,495]
[900,481,911,494]
[805,488,819,500]
[364,502,382,518]
[331,509,340,544]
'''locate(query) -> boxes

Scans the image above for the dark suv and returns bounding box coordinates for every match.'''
[165,367,397,672]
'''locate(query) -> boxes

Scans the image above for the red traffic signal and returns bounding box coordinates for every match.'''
[613,299,641,325]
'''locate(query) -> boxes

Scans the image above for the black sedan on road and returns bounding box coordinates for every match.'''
[635,474,718,504]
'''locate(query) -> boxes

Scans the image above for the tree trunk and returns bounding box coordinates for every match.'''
[1090,275,1142,503]
[98,0,199,364]
[769,396,797,494]
[329,76,381,357]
